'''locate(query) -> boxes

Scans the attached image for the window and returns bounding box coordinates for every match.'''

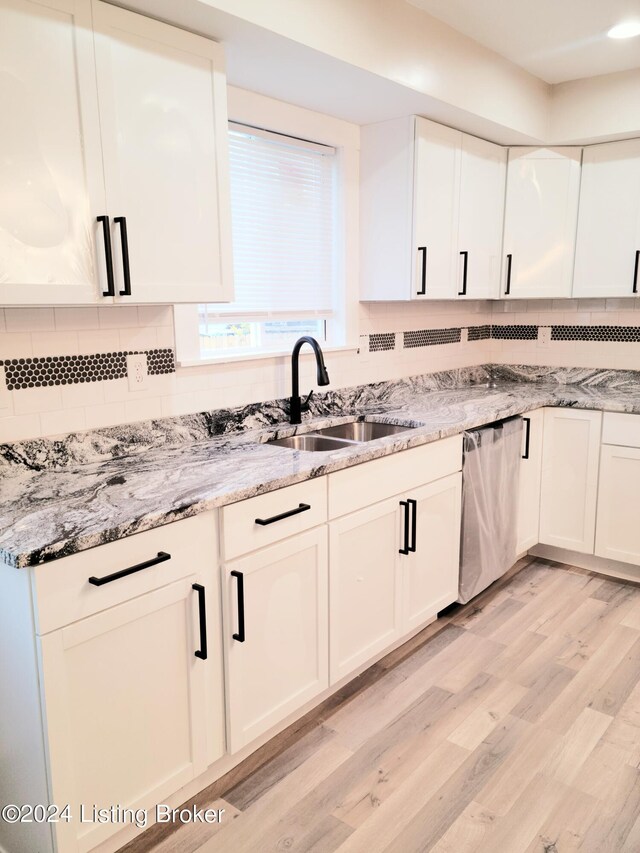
[199,123,338,357]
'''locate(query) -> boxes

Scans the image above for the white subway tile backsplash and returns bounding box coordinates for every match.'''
[54,307,100,331]
[5,307,55,333]
[0,333,33,360]
[31,332,80,358]
[13,386,63,416]
[137,306,173,327]
[40,407,87,438]
[98,306,139,329]
[77,329,121,355]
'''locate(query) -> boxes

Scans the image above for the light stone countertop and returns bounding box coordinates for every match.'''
[2,364,640,568]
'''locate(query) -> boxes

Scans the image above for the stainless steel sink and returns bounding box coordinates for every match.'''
[266,420,415,451]
[313,421,412,442]
[268,435,355,451]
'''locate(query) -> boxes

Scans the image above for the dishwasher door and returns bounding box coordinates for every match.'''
[458,416,523,604]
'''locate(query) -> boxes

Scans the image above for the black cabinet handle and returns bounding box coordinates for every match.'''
[417,246,427,295]
[399,500,410,555]
[458,251,468,296]
[399,499,418,554]
[96,215,115,297]
[231,570,245,642]
[522,417,531,460]
[408,498,417,552]
[192,583,208,660]
[255,503,310,526]
[505,253,513,295]
[634,250,639,294]
[114,216,132,296]
[88,551,171,586]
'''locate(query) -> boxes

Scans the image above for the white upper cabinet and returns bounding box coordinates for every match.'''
[573,139,640,299]
[457,134,506,299]
[0,0,233,306]
[502,147,581,299]
[92,1,233,304]
[412,118,461,300]
[360,116,506,301]
[0,0,105,305]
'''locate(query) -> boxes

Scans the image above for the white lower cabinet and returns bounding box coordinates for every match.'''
[404,473,462,633]
[223,528,329,753]
[40,577,210,853]
[597,415,640,567]
[329,499,403,683]
[516,409,544,555]
[329,461,462,685]
[0,513,224,853]
[539,408,602,553]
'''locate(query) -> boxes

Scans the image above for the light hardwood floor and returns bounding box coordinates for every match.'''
[121,557,640,853]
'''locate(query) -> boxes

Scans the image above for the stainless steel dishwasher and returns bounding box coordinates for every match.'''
[458,416,523,604]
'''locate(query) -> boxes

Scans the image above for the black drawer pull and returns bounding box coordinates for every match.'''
[255,503,311,526]
[522,417,531,460]
[231,570,245,642]
[97,215,115,297]
[88,551,171,586]
[505,253,513,295]
[634,250,640,294]
[192,583,208,660]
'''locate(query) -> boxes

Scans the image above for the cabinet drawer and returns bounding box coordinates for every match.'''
[33,513,217,635]
[602,412,640,448]
[328,435,462,519]
[221,478,327,560]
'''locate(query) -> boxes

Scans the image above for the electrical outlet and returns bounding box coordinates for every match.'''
[0,366,10,411]
[538,326,551,348]
[126,353,148,391]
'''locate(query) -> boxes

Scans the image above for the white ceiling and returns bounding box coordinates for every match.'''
[408,0,640,83]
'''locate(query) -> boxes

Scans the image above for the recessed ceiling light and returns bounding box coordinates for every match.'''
[608,21,640,39]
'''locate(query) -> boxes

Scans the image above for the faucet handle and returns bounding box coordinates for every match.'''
[301,389,314,412]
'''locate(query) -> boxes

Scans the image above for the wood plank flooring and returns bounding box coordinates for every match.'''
[121,558,640,853]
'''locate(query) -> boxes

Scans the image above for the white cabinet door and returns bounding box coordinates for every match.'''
[39,577,209,853]
[573,139,640,298]
[224,528,328,752]
[0,0,107,305]
[457,135,506,299]
[516,409,544,555]
[329,499,403,684]
[502,148,581,299]
[412,118,461,300]
[404,473,462,633]
[595,445,640,565]
[92,1,233,304]
[539,408,602,553]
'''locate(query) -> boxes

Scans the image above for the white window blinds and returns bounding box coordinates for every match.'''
[215,123,336,318]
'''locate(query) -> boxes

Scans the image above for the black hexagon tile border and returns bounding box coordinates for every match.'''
[0,348,175,391]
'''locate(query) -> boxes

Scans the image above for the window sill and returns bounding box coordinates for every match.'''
[177,344,360,368]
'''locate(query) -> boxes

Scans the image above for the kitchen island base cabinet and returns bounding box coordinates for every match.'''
[595,444,640,565]
[223,528,329,754]
[39,577,210,853]
[539,408,602,554]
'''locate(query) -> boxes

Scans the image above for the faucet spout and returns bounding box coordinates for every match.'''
[290,336,330,424]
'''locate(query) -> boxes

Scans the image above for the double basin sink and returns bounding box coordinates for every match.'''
[268,420,413,452]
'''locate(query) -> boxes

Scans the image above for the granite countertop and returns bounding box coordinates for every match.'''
[2,364,640,569]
